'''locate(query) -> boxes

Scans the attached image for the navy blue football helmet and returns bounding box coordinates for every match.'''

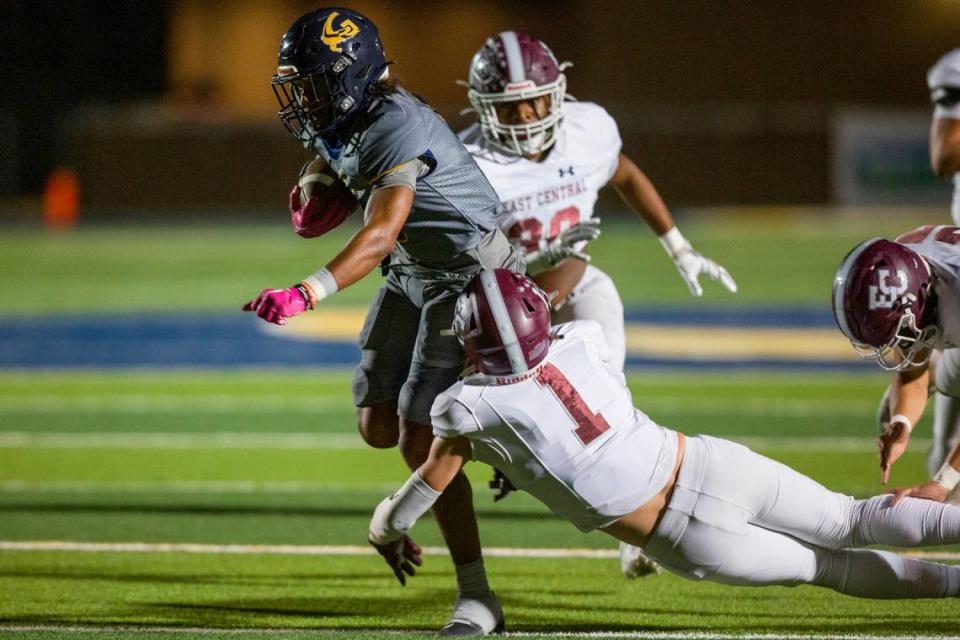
[272,8,388,142]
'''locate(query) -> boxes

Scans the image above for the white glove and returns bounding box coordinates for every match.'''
[659,227,737,297]
[526,219,602,275]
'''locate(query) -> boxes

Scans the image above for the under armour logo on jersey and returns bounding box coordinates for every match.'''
[868,269,909,310]
[559,166,575,178]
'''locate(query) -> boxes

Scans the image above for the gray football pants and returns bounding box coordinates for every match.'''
[644,435,960,598]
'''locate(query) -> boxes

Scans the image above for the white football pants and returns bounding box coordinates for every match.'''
[553,265,626,370]
[644,435,960,598]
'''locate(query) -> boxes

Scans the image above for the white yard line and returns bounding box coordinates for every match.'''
[0,395,873,417]
[0,480,399,493]
[0,626,951,639]
[0,395,340,413]
[0,432,362,449]
[0,432,925,452]
[1,540,958,563]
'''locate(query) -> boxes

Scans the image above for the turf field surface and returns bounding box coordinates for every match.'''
[2,210,958,638]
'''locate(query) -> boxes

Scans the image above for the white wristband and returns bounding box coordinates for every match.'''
[932,461,960,491]
[659,227,687,257]
[301,267,339,307]
[889,414,913,434]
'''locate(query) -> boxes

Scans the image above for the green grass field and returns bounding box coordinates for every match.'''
[2,210,958,639]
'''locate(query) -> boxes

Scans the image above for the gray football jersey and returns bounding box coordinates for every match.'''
[307,89,501,272]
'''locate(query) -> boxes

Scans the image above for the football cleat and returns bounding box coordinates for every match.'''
[440,591,505,636]
[619,541,661,579]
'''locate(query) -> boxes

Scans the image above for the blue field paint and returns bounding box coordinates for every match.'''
[0,314,359,369]
[0,308,866,370]
[623,305,834,328]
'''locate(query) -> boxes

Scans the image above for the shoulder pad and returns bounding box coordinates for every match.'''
[359,92,430,182]
[430,387,481,438]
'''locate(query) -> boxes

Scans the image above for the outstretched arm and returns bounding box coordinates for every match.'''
[608,153,736,297]
[243,185,412,324]
[878,363,931,484]
[368,436,471,584]
[607,153,674,235]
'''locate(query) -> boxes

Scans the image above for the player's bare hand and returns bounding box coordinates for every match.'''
[886,480,950,507]
[877,421,911,485]
[369,535,422,586]
[489,468,516,502]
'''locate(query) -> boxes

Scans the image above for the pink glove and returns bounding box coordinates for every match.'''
[242,286,309,325]
[290,185,356,239]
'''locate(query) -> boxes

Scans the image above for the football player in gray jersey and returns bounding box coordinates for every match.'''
[243,8,522,635]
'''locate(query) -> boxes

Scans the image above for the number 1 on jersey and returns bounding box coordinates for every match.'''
[535,363,611,446]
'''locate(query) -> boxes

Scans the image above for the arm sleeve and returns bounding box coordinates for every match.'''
[368,470,442,544]
[430,387,481,438]
[359,98,430,183]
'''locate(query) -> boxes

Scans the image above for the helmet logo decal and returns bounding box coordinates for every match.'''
[321,12,359,53]
[868,269,909,310]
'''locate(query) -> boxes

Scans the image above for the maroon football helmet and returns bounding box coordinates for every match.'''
[452,269,552,375]
[832,238,938,371]
[467,31,569,156]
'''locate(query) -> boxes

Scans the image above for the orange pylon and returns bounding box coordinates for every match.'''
[43,168,80,230]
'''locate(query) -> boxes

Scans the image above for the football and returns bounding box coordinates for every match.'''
[298,158,356,208]
[293,157,360,238]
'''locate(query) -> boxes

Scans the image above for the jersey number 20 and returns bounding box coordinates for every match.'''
[535,363,611,446]
[508,206,581,252]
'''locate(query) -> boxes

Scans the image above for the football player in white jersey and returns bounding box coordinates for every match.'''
[928,50,960,225]
[368,269,960,626]
[458,31,736,579]
[833,226,960,503]
[459,31,737,372]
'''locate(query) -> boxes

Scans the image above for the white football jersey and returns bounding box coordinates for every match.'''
[899,225,960,348]
[927,49,960,225]
[459,102,622,253]
[430,320,679,532]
